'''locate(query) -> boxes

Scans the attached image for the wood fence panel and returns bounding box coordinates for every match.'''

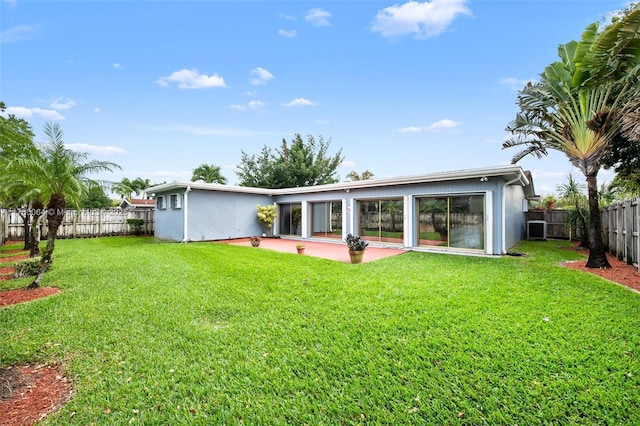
[602,197,640,271]
[0,208,154,243]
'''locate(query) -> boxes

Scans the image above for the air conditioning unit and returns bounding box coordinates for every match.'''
[527,220,547,240]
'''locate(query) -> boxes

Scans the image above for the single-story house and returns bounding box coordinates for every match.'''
[119,198,156,210]
[146,165,537,256]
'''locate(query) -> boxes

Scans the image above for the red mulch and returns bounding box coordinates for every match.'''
[0,364,72,426]
[562,243,640,294]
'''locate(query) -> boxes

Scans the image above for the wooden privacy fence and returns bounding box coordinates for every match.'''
[525,209,580,240]
[0,208,154,243]
[602,198,639,270]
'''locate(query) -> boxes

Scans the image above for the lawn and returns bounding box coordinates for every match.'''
[1,237,639,424]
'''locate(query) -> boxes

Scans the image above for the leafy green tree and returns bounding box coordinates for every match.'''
[131,177,152,197]
[191,163,228,184]
[16,122,120,288]
[503,8,640,268]
[81,185,113,209]
[346,170,374,181]
[237,134,343,189]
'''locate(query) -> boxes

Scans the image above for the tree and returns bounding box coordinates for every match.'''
[131,177,152,197]
[191,163,227,184]
[503,8,640,268]
[236,134,343,189]
[81,185,112,209]
[557,174,589,248]
[346,170,374,181]
[0,102,42,252]
[113,178,134,199]
[17,122,120,288]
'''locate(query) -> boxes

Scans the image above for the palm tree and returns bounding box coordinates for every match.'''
[346,170,374,181]
[131,177,151,197]
[557,174,589,248]
[503,10,640,268]
[18,122,120,288]
[191,163,227,184]
[113,178,134,199]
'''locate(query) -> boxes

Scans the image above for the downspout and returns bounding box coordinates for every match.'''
[501,172,525,254]
[182,185,191,242]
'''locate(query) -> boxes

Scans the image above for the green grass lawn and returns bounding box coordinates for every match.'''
[1,237,639,424]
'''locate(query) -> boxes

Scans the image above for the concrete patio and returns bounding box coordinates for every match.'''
[222,238,408,263]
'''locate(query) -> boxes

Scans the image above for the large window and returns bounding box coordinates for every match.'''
[417,195,484,250]
[279,203,302,236]
[310,201,342,239]
[358,198,403,244]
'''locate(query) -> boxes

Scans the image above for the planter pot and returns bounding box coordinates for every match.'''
[297,247,305,254]
[251,240,260,247]
[349,250,365,264]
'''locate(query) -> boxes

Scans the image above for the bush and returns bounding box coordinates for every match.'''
[127,218,145,235]
[14,257,41,278]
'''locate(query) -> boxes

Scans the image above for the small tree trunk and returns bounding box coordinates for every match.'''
[585,173,611,269]
[28,200,44,258]
[28,195,65,289]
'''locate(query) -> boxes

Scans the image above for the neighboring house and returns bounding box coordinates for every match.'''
[119,198,155,210]
[146,165,538,255]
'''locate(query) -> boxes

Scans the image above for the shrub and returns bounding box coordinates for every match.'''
[14,257,41,278]
[127,218,145,235]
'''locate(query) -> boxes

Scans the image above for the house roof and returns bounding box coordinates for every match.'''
[120,198,156,208]
[146,165,537,199]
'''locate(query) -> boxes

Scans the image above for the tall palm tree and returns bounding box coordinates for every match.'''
[191,163,227,184]
[18,122,120,288]
[346,170,374,181]
[131,177,151,197]
[503,9,640,268]
[113,177,134,199]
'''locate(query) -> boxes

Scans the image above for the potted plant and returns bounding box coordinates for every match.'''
[345,233,369,264]
[250,235,261,247]
[296,243,305,254]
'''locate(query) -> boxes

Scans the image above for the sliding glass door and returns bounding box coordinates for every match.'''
[417,195,484,250]
[310,201,342,239]
[358,198,403,244]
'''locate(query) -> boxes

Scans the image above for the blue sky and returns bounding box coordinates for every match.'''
[0,0,628,195]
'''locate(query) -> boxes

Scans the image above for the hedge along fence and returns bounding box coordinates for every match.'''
[0,208,154,243]
[602,197,640,271]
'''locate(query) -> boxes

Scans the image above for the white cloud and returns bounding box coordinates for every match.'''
[94,107,101,113]
[66,143,128,156]
[50,97,76,110]
[398,119,461,133]
[250,67,275,86]
[113,63,122,69]
[340,160,356,168]
[278,29,298,38]
[282,98,317,107]
[156,68,226,89]
[426,119,460,131]
[5,106,64,120]
[1,24,38,43]
[499,76,537,91]
[4,0,17,7]
[229,100,267,111]
[398,126,424,133]
[279,13,297,21]
[371,0,471,39]
[305,8,332,27]
[316,119,330,125]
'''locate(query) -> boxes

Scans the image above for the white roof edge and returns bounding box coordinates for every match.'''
[146,165,532,196]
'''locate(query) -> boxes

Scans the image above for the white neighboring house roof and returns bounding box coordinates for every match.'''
[119,198,156,209]
[146,165,537,199]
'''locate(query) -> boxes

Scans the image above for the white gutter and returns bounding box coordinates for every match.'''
[501,171,527,254]
[182,185,191,242]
